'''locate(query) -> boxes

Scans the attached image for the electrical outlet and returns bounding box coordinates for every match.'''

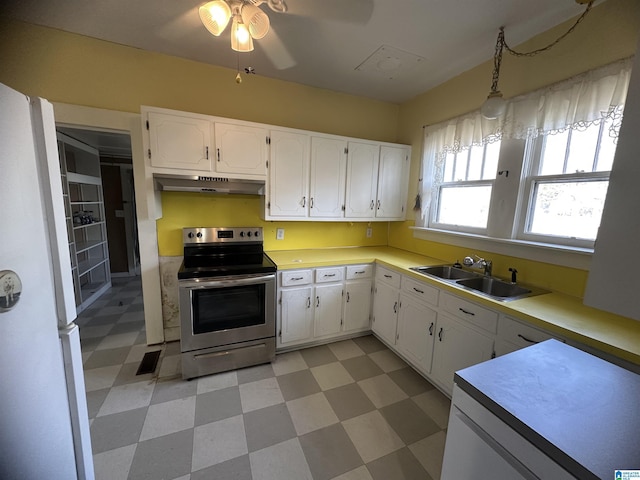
[276,228,285,240]
[366,227,372,238]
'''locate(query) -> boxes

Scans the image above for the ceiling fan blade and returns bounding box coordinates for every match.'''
[285,0,374,25]
[259,29,296,70]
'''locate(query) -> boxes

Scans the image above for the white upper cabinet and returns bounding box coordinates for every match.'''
[309,136,347,218]
[268,130,310,218]
[214,122,268,176]
[147,111,213,172]
[345,141,380,218]
[376,145,410,218]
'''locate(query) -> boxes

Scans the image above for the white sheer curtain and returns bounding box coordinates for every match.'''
[420,57,633,222]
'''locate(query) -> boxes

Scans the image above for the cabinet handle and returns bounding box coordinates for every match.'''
[323,273,336,278]
[306,297,311,308]
[459,307,475,316]
[205,146,209,159]
[355,270,365,274]
[377,200,381,210]
[370,200,374,210]
[429,322,434,336]
[346,292,350,302]
[438,327,443,342]
[517,334,539,344]
[291,276,303,281]
[413,287,424,294]
[384,274,392,279]
[393,301,398,313]
[302,196,306,207]
[316,296,320,307]
[310,197,314,208]
[217,148,220,162]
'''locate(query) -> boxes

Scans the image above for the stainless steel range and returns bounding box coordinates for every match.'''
[178,227,276,380]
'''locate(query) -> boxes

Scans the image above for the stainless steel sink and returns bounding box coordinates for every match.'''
[410,265,480,280]
[455,276,532,299]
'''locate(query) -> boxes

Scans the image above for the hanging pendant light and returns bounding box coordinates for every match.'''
[481,28,507,120]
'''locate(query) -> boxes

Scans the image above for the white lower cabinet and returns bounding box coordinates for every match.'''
[430,313,494,395]
[277,264,372,349]
[371,266,402,346]
[495,315,559,357]
[396,293,438,373]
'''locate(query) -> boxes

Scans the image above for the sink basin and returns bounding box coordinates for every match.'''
[410,265,480,280]
[456,276,532,299]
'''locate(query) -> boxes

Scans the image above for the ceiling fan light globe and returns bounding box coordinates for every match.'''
[241,4,270,40]
[481,91,507,119]
[199,1,231,36]
[231,17,254,52]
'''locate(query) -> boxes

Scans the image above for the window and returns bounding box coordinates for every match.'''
[518,118,619,246]
[432,142,500,231]
[419,58,631,252]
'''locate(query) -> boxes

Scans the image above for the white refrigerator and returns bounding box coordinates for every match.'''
[0,83,94,479]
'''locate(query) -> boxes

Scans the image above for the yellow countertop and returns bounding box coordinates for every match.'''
[266,246,640,366]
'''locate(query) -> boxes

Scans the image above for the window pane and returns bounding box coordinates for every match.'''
[467,145,484,181]
[483,141,500,180]
[596,117,618,172]
[566,125,599,173]
[528,180,609,240]
[539,130,569,176]
[443,153,455,182]
[437,185,491,229]
[453,150,468,182]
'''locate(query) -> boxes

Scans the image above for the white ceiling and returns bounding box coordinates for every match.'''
[5,0,594,104]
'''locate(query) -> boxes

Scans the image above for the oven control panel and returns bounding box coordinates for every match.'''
[183,227,263,244]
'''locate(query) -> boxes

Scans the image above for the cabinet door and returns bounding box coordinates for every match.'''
[147,111,212,171]
[345,142,379,218]
[280,286,314,345]
[396,294,437,374]
[431,313,494,395]
[268,130,310,217]
[376,145,409,219]
[214,122,268,176]
[343,279,372,333]
[372,281,399,346]
[314,283,344,338]
[309,136,347,218]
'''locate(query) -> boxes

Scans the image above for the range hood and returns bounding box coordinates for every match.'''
[154,174,265,195]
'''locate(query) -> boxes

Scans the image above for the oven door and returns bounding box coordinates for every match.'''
[179,273,276,352]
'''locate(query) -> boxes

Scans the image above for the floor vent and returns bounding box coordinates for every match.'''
[136,350,161,375]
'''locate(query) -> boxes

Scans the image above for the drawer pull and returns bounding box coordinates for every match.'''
[438,327,443,342]
[428,322,434,336]
[459,307,475,316]
[517,334,539,344]
[413,287,424,294]
[355,270,365,274]
[384,274,392,279]
[323,273,336,278]
[291,276,304,281]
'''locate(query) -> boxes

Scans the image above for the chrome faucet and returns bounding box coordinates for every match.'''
[463,255,492,276]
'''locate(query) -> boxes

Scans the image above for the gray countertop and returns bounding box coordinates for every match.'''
[454,340,640,479]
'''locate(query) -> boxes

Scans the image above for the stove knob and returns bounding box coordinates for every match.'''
[188,232,195,239]
[254,231,260,237]
[196,232,203,238]
[240,231,245,237]
[247,231,252,237]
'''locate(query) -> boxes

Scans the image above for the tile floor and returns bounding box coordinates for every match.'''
[79,277,451,480]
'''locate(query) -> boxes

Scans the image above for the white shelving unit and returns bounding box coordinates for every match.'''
[57,132,111,313]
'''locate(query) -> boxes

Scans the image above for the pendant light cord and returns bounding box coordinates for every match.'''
[502,1,594,57]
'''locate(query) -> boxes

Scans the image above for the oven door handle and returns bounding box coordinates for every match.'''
[179,273,276,289]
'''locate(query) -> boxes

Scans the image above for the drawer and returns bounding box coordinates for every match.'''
[375,265,401,289]
[346,264,373,280]
[280,269,313,287]
[498,315,557,350]
[315,267,345,283]
[440,292,498,334]
[401,276,439,306]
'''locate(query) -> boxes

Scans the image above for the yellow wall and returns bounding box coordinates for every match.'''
[391,0,640,298]
[156,192,388,256]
